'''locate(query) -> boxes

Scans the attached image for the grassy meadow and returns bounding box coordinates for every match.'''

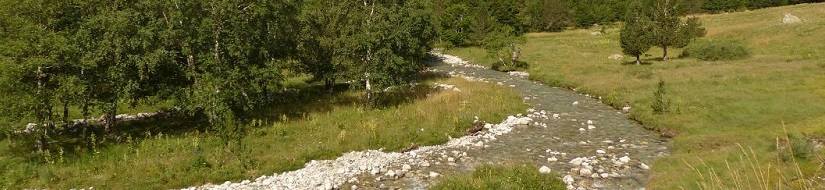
[0,76,528,189]
[447,3,825,189]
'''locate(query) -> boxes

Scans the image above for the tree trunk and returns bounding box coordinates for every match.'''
[325,78,334,92]
[636,55,641,65]
[662,46,668,61]
[62,99,69,124]
[105,99,117,133]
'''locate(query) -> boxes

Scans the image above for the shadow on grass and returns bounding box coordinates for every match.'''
[621,59,657,65]
[6,70,451,161]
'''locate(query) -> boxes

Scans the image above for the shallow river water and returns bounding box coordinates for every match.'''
[349,55,670,190]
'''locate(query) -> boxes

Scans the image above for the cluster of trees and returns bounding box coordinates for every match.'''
[621,0,707,65]
[0,0,435,138]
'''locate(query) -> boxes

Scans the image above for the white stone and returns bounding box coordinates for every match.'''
[622,106,631,112]
[608,54,624,60]
[579,128,586,132]
[587,120,594,125]
[386,170,396,177]
[640,163,650,170]
[600,173,610,178]
[539,166,552,174]
[429,172,441,178]
[596,150,606,154]
[588,125,596,130]
[420,162,430,167]
[563,175,575,184]
[569,158,584,166]
[619,156,631,163]
[783,13,802,24]
[447,157,455,162]
[322,180,333,190]
[402,164,411,171]
[548,157,558,162]
[573,101,579,106]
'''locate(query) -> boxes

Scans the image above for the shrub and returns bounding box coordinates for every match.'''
[681,39,751,61]
[652,80,670,114]
[779,134,817,162]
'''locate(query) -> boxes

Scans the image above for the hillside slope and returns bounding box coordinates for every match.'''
[448,3,825,189]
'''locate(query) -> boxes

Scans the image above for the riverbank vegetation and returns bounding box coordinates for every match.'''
[447,2,825,189]
[0,76,528,189]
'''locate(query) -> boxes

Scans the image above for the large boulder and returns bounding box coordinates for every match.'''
[783,13,801,24]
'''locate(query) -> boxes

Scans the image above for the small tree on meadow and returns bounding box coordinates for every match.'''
[620,1,654,65]
[651,0,706,61]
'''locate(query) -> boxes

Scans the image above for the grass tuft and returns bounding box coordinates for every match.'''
[432,163,566,190]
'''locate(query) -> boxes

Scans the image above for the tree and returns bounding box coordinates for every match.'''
[651,0,706,61]
[651,0,683,61]
[620,1,654,65]
[675,17,707,48]
[525,0,573,32]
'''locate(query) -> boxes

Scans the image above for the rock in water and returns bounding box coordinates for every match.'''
[401,143,419,153]
[467,121,485,134]
[640,163,650,170]
[619,156,631,164]
[539,166,552,174]
[783,13,801,24]
[580,168,593,176]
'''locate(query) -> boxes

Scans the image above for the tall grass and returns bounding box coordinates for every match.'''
[0,77,528,189]
[446,3,825,189]
[684,126,824,190]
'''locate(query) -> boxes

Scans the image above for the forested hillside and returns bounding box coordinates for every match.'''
[0,0,435,135]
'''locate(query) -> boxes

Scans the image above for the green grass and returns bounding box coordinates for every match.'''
[447,3,825,189]
[0,77,528,189]
[432,163,566,190]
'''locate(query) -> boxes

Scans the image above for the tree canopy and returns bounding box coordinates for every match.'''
[0,0,435,140]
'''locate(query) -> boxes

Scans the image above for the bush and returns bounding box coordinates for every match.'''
[681,39,751,61]
[491,60,529,72]
[652,80,670,114]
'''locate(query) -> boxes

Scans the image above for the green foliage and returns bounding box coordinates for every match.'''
[620,1,655,65]
[432,163,566,190]
[682,39,752,61]
[651,80,670,114]
[524,0,573,32]
[483,26,528,71]
[779,134,817,161]
[701,0,750,12]
[650,0,707,61]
